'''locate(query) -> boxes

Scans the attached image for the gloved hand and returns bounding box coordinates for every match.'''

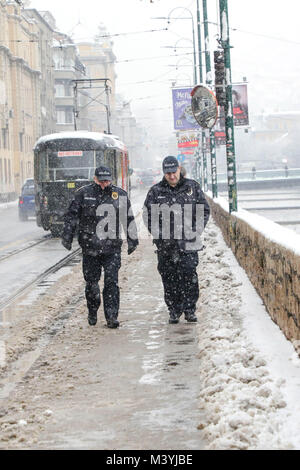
[62,239,72,251]
[128,244,137,256]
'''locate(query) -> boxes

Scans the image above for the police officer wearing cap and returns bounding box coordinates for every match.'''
[62,166,138,328]
[143,156,210,324]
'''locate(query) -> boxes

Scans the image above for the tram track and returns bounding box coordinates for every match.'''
[0,235,52,263]
[0,247,83,402]
[0,247,81,313]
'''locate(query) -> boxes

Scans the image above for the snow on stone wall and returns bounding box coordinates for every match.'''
[207,195,300,350]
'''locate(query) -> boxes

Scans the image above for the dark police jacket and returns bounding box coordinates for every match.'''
[62,182,138,256]
[143,176,210,253]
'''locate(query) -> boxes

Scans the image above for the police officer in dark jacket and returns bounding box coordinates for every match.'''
[62,166,138,328]
[143,156,210,324]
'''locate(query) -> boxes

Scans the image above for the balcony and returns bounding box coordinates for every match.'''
[54,69,76,80]
[55,96,74,107]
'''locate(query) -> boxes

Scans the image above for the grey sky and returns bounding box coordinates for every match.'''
[28,0,300,141]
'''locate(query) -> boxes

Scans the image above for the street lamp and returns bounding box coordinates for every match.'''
[152,7,197,85]
[161,37,194,54]
[166,57,194,84]
[168,73,192,87]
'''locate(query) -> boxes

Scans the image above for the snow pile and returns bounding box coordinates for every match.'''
[196,225,297,450]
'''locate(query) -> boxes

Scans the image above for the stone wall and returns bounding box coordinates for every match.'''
[207,196,300,350]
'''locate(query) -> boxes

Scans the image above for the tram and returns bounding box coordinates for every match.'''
[33,131,130,237]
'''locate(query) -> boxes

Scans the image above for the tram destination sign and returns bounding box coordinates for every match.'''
[58,151,83,157]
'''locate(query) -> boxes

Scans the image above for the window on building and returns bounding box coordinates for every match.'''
[57,109,65,124]
[19,133,23,151]
[55,83,65,97]
[56,107,74,124]
[55,81,73,97]
[2,129,7,149]
[65,108,74,123]
[8,159,11,184]
[53,52,64,70]
[65,82,73,96]
[4,158,7,184]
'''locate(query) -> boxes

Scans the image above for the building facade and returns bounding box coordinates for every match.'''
[76,24,117,133]
[0,4,146,199]
[53,32,87,133]
[24,8,56,136]
[0,0,42,200]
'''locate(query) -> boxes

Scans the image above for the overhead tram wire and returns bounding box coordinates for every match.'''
[119,67,178,86]
[88,28,168,38]
[206,21,300,46]
[0,27,168,44]
[4,21,299,46]
[112,51,195,64]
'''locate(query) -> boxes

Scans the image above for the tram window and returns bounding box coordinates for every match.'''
[38,150,95,181]
[105,150,117,181]
[36,151,49,181]
[96,151,106,167]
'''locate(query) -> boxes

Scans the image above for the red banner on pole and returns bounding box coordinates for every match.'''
[178,140,199,148]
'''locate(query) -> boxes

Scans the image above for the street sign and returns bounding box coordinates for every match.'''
[177,154,185,164]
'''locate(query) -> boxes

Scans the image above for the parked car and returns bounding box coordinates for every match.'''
[18,178,35,221]
[130,168,143,189]
[137,170,157,189]
[152,168,162,184]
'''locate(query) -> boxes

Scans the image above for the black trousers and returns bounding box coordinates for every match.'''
[157,249,199,318]
[82,251,121,321]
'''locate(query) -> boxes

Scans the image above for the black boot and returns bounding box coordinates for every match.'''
[107,317,119,329]
[169,312,180,324]
[88,310,98,326]
[185,312,198,323]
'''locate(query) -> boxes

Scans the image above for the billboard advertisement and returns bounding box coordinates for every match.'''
[177,131,199,155]
[172,87,199,131]
[232,83,249,126]
[214,84,249,145]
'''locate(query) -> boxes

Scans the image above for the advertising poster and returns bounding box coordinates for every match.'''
[232,83,249,126]
[215,84,249,145]
[172,87,199,131]
[177,131,199,155]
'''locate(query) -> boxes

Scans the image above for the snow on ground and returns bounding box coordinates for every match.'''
[0,200,18,211]
[197,221,300,450]
[0,192,299,449]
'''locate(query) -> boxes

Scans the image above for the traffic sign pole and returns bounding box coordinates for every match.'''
[203,0,218,198]
[219,0,238,212]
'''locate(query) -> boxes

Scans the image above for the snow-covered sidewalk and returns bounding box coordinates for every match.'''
[0,215,299,450]
[197,222,300,449]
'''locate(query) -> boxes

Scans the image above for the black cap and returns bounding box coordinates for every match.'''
[162,156,179,174]
[95,166,112,181]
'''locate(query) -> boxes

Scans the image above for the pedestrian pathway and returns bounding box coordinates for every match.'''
[0,239,206,450]
[0,219,299,450]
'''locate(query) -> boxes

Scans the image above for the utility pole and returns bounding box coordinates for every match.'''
[105,80,111,134]
[196,0,207,191]
[219,0,238,212]
[203,0,218,198]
